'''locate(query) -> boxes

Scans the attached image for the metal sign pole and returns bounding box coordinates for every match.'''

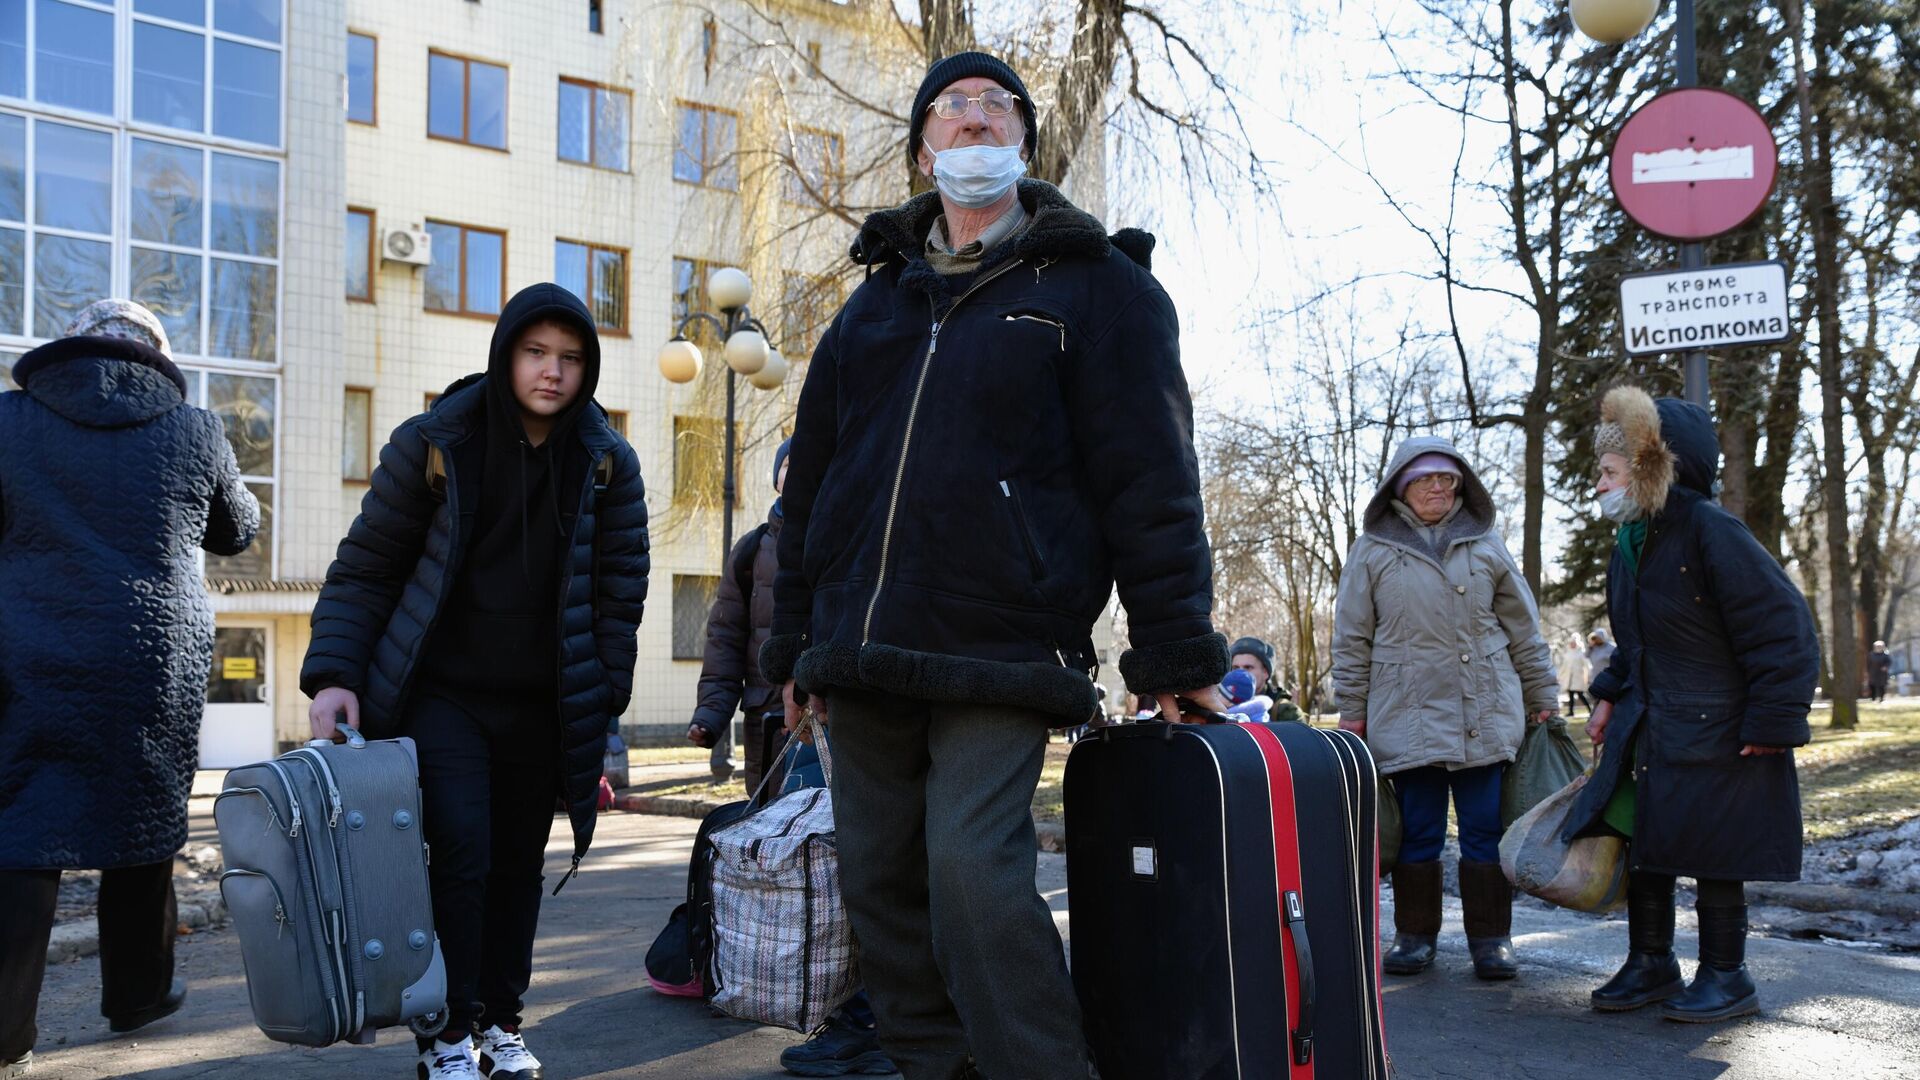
[1675,0,1711,407]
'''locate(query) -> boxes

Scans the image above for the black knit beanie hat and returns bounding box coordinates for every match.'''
[772,437,794,489]
[907,51,1038,168]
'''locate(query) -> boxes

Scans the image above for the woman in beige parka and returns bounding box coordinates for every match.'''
[1333,436,1558,981]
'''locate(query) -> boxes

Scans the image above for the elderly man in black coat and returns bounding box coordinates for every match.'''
[763,51,1229,1080]
[0,300,259,1072]
[1575,386,1818,1024]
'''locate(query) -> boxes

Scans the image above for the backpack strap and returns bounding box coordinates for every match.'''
[733,522,768,602]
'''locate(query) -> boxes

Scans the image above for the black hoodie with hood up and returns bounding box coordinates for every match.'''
[421,286,601,695]
[302,283,650,867]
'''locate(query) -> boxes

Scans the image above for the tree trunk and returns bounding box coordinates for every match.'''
[1792,1,1859,727]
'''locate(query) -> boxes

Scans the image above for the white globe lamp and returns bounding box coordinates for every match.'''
[1570,0,1658,44]
[724,329,770,376]
[708,267,752,311]
[748,347,789,390]
[657,337,702,384]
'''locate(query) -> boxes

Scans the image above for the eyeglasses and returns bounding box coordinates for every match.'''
[927,89,1021,120]
[1407,474,1460,492]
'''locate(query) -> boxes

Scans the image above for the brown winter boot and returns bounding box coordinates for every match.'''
[1384,860,1442,975]
[1459,860,1518,980]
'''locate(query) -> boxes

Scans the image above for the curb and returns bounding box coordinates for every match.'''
[610,796,1919,921]
[47,899,228,966]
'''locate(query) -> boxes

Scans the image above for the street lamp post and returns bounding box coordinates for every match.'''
[1573,0,1712,408]
[657,267,787,565]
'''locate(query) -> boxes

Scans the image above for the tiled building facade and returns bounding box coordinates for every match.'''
[3,0,1116,763]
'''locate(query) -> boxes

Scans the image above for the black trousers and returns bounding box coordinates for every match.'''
[410,684,560,1038]
[0,860,178,1062]
[827,688,1086,1080]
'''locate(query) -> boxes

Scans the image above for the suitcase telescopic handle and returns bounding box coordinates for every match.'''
[308,711,366,750]
[1283,890,1315,1066]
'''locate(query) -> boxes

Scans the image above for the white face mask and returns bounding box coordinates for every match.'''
[929,142,1026,209]
[1598,486,1642,524]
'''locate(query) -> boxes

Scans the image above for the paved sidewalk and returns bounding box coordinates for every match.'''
[25,809,1920,1078]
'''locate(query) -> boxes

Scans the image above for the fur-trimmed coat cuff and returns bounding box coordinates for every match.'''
[1118,631,1231,696]
[759,633,807,685]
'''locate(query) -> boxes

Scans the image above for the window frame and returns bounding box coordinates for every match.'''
[556,76,630,173]
[181,363,280,580]
[345,205,374,303]
[346,29,377,126]
[0,112,285,368]
[672,101,737,191]
[784,124,843,205]
[555,236,628,334]
[425,48,509,153]
[341,384,372,483]
[422,217,507,321]
[672,412,742,508]
[126,0,289,151]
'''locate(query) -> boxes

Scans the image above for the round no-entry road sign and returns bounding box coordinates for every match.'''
[1609,88,1778,241]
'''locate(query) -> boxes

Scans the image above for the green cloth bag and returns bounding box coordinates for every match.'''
[1377,770,1400,877]
[1501,716,1589,828]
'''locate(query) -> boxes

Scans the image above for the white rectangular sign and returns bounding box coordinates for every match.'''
[1619,261,1791,356]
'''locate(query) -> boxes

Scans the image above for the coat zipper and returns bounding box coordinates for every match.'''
[1003,313,1066,351]
[863,259,1026,642]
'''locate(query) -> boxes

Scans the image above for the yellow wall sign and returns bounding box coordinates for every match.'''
[223,657,258,680]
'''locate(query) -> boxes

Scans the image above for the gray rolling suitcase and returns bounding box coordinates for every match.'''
[214,727,447,1046]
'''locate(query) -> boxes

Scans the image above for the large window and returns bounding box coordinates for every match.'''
[341,386,371,482]
[673,413,741,507]
[423,219,504,317]
[127,135,280,362]
[15,0,114,116]
[428,51,507,151]
[557,78,628,171]
[781,271,839,360]
[671,255,739,346]
[555,239,625,332]
[185,366,277,579]
[345,206,372,302]
[2,114,112,339]
[673,104,736,190]
[346,31,376,125]
[784,127,842,204]
[130,0,285,146]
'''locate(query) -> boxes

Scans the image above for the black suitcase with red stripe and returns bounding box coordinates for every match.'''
[1065,717,1390,1079]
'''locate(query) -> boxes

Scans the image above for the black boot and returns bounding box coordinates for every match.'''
[1662,904,1760,1023]
[1592,872,1684,1011]
[107,977,186,1034]
[1383,861,1440,975]
[1459,860,1517,981]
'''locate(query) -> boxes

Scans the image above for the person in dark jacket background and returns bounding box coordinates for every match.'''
[0,300,259,1073]
[762,51,1229,1080]
[1574,386,1817,1025]
[1229,635,1303,723]
[1868,641,1893,703]
[686,439,792,789]
[301,284,648,1080]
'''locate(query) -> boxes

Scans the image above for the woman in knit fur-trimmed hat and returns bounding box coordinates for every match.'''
[1571,386,1818,1024]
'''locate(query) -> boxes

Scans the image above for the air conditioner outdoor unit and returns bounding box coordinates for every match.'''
[382,225,433,266]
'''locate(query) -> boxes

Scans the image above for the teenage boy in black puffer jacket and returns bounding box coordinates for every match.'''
[301,284,648,1080]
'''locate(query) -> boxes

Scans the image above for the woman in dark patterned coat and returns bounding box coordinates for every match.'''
[0,300,259,1068]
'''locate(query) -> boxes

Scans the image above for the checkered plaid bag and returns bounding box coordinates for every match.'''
[707,716,859,1032]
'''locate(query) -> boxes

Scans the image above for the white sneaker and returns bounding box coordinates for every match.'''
[416,1036,482,1080]
[475,1024,544,1080]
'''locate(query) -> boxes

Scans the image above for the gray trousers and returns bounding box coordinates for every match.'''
[827,687,1087,1080]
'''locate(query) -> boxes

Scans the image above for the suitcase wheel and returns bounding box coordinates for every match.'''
[408,1010,448,1038]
